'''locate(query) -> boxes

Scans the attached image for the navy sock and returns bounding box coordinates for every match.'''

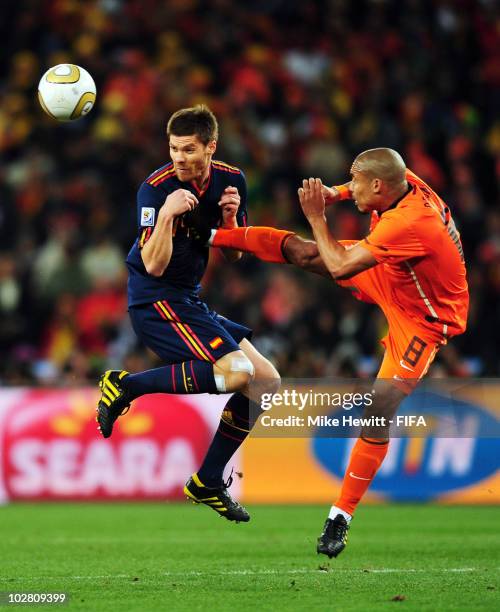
[122,361,218,398]
[197,392,263,487]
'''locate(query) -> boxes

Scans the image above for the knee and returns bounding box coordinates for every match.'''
[360,387,404,439]
[255,363,281,395]
[214,353,255,392]
[284,236,319,268]
[366,384,406,419]
[270,371,281,394]
[227,369,253,391]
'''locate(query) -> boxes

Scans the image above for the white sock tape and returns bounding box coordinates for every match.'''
[214,374,226,393]
[230,357,255,376]
[207,229,217,246]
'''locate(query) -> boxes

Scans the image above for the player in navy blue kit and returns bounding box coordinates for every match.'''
[96,105,280,522]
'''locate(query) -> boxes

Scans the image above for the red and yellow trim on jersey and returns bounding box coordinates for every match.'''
[147,162,173,182]
[147,164,176,187]
[212,160,241,175]
[139,227,153,248]
[153,300,216,363]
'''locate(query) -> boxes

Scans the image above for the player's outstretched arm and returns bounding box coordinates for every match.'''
[298,178,376,280]
[142,189,198,276]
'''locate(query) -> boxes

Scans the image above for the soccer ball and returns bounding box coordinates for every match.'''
[38,64,96,121]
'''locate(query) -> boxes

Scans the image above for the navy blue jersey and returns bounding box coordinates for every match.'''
[126,160,248,306]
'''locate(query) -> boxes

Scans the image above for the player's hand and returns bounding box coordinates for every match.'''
[162,189,198,218]
[298,178,326,220]
[219,186,240,228]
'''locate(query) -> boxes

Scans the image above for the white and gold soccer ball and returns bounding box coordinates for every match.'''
[38,64,96,121]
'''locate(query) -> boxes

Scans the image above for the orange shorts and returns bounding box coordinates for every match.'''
[337,241,447,393]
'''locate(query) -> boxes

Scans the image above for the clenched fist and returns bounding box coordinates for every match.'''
[162,189,199,218]
[219,186,240,228]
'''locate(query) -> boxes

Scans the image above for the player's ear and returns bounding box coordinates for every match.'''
[372,178,382,194]
[208,140,217,155]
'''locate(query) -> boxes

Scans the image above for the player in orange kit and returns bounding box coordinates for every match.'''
[204,148,469,558]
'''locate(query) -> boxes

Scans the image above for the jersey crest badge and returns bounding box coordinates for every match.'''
[141,207,155,227]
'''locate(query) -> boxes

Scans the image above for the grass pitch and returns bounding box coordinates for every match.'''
[0,503,498,611]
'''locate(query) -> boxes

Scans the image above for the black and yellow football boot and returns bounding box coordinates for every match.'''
[184,472,250,523]
[316,515,350,558]
[96,370,131,438]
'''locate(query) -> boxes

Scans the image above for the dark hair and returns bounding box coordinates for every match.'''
[166,104,218,145]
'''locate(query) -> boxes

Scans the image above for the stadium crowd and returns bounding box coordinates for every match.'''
[0,0,498,384]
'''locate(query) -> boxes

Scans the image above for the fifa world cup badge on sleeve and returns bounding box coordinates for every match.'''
[141,207,155,227]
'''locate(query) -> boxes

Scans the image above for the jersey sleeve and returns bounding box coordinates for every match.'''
[136,182,164,249]
[362,211,427,263]
[236,171,248,227]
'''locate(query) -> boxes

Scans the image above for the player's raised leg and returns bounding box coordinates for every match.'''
[209,226,294,263]
[209,226,335,277]
[96,347,253,437]
[96,346,256,522]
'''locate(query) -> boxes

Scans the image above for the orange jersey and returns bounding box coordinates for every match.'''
[361,169,469,338]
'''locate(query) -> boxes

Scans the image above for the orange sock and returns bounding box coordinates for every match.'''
[335,437,389,516]
[211,227,295,264]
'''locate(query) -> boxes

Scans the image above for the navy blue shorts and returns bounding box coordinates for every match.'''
[129,295,252,364]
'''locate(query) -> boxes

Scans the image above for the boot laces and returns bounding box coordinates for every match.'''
[327,518,348,541]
